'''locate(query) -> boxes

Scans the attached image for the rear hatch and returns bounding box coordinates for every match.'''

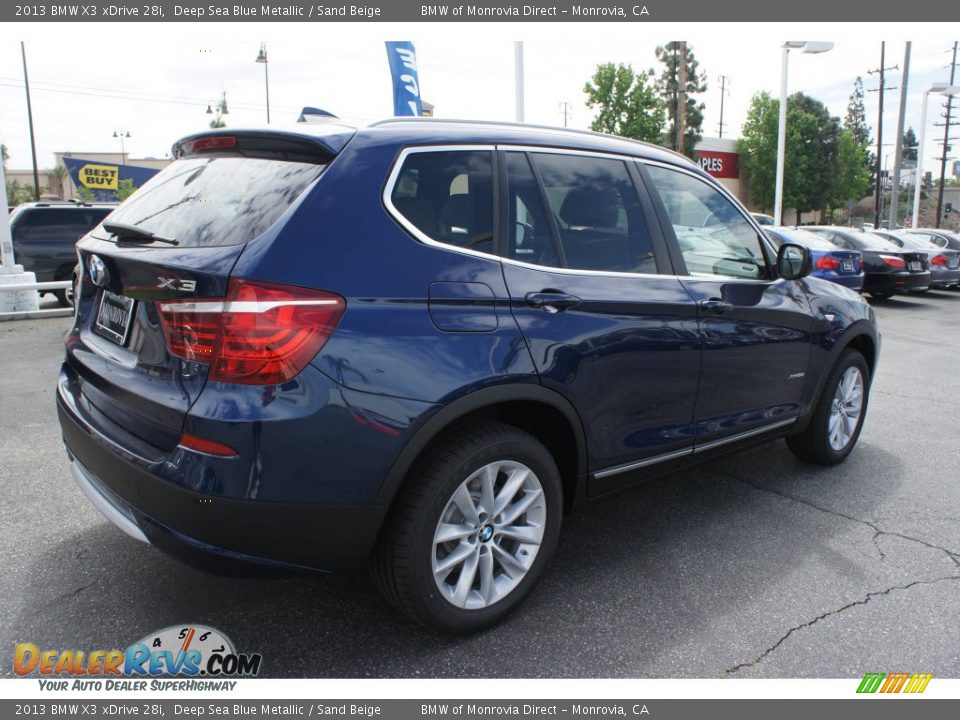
[900,251,929,274]
[820,249,862,276]
[65,130,347,457]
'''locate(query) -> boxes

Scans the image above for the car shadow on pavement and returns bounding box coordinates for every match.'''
[8,441,906,679]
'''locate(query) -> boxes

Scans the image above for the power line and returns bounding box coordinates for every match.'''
[868,42,899,228]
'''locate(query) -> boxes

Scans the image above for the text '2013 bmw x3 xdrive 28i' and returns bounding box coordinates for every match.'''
[57,119,879,632]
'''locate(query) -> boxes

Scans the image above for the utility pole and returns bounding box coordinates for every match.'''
[868,42,899,228]
[677,41,687,155]
[558,101,572,128]
[889,41,911,228]
[936,41,958,228]
[20,42,40,202]
[717,74,730,138]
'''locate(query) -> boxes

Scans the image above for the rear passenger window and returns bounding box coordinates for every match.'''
[530,153,656,274]
[390,150,494,253]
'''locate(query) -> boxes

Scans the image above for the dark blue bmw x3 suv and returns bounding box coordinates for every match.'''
[57,119,879,632]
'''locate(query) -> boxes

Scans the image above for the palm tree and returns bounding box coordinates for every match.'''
[46,164,70,199]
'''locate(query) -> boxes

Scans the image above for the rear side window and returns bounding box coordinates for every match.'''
[529,153,656,273]
[99,157,325,248]
[13,208,112,243]
[390,150,494,253]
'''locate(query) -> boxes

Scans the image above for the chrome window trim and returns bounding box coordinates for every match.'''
[383,144,788,286]
[591,416,798,480]
[382,144,678,281]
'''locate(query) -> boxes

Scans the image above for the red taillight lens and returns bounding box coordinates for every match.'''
[931,254,949,267]
[880,254,906,269]
[187,136,237,153]
[158,279,345,385]
[179,433,237,457]
[815,255,840,270]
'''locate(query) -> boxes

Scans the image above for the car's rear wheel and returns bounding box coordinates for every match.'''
[786,349,870,465]
[869,291,893,300]
[371,420,562,633]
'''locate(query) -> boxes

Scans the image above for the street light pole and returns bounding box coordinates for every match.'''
[256,43,270,124]
[774,41,834,225]
[112,129,131,165]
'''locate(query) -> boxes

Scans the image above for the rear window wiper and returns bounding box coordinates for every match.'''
[103,221,179,246]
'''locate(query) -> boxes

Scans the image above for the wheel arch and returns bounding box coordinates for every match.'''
[376,383,589,515]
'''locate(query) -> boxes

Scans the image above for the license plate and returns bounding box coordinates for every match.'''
[950,259,959,269]
[909,261,922,271]
[841,260,854,272]
[94,291,135,345]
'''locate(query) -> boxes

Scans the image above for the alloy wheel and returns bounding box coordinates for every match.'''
[431,460,546,610]
[828,366,864,451]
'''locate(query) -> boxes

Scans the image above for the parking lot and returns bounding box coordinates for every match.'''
[1,291,958,679]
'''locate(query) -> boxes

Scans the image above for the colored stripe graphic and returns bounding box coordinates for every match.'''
[857,672,932,693]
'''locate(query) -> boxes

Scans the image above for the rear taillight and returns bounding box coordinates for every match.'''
[158,279,345,385]
[880,255,906,269]
[931,254,949,267]
[816,255,840,270]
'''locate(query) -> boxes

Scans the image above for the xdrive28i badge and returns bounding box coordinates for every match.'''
[87,255,108,287]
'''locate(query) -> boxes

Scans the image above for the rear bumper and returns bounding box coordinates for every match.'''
[929,267,960,288]
[864,271,928,294]
[57,383,388,574]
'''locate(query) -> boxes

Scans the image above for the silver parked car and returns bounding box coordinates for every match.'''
[874,229,960,290]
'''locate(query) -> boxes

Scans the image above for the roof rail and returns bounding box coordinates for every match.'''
[367,117,691,162]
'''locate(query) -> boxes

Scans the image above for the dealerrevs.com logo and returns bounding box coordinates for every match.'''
[14,625,262,691]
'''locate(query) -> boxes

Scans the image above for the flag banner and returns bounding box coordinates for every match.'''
[385,41,423,117]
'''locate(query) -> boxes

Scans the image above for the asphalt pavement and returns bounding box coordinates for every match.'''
[1,291,958,678]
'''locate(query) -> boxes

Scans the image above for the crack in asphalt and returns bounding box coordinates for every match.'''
[724,575,960,675]
[714,469,960,674]
[873,388,957,409]
[722,471,960,567]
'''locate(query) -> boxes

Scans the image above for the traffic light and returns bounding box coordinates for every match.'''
[947,202,954,215]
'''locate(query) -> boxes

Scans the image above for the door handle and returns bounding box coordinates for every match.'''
[699,298,734,315]
[525,291,582,312]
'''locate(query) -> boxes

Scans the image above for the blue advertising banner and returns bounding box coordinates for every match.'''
[385,41,423,117]
[61,157,160,202]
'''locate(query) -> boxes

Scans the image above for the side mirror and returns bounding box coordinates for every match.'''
[777,243,812,280]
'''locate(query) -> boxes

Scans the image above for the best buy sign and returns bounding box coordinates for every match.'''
[78,164,119,190]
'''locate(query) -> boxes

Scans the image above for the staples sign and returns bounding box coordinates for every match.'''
[695,151,740,180]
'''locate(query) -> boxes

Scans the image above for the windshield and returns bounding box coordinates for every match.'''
[96,157,325,247]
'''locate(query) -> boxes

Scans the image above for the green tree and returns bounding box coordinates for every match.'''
[75,185,95,203]
[844,77,875,191]
[5,180,44,206]
[738,91,779,212]
[834,128,872,209]
[790,93,842,217]
[583,63,665,143]
[46,165,70,199]
[116,178,138,201]
[654,42,708,157]
[1,144,9,171]
[902,127,918,162]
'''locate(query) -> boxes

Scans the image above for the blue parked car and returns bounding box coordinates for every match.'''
[57,120,879,632]
[764,226,864,291]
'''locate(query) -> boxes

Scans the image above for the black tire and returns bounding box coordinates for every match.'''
[371,419,563,633]
[786,349,870,465]
[869,292,893,300]
[54,268,76,308]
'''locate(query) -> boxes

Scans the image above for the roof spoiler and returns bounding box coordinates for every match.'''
[171,127,355,163]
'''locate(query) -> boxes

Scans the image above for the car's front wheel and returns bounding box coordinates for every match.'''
[786,349,870,465]
[371,420,562,633]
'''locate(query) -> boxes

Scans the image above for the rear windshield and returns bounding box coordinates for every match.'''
[770,229,837,250]
[857,232,903,251]
[96,157,325,247]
